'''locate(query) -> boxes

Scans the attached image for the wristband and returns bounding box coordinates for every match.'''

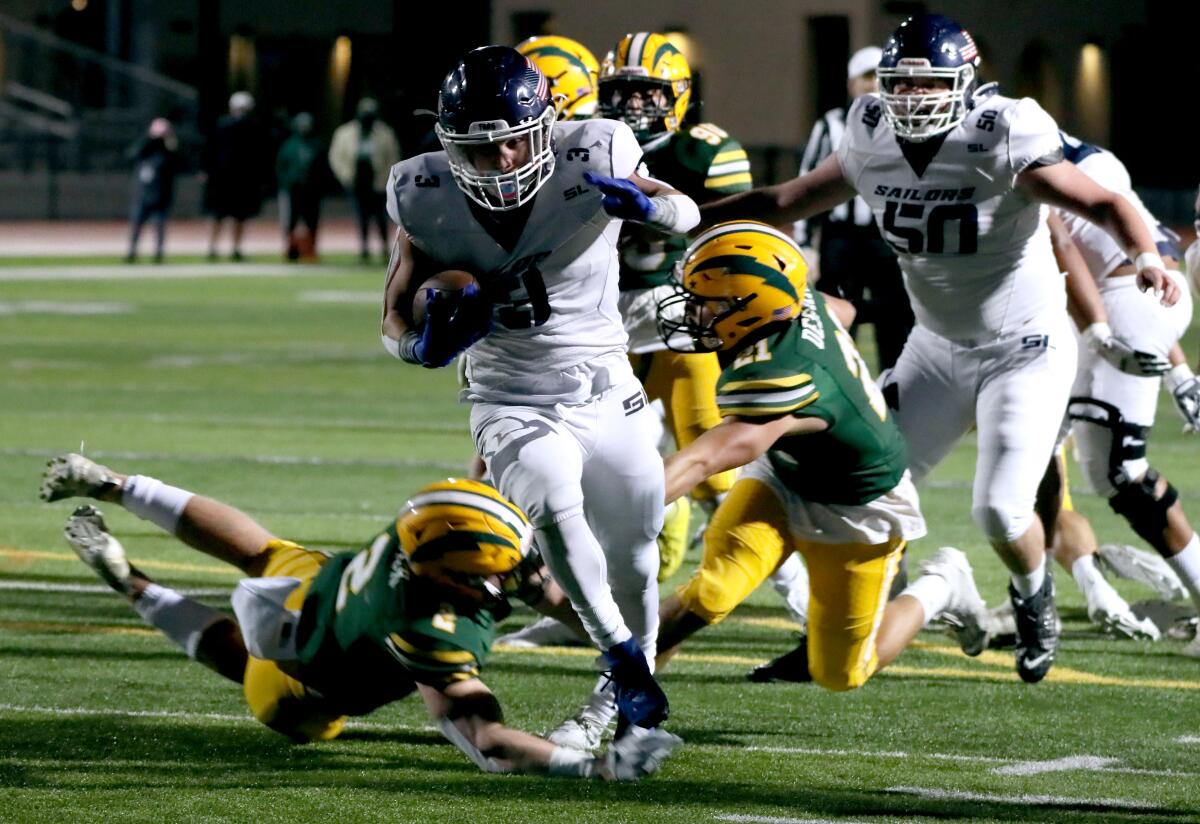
[645,193,700,234]
[381,331,423,364]
[1134,251,1165,273]
[1081,322,1111,347]
[548,746,597,778]
[1165,363,1195,392]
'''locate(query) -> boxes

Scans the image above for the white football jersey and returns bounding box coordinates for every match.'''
[1055,134,1176,281]
[838,93,1066,340]
[387,119,642,404]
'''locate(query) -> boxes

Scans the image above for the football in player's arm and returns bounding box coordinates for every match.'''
[39,454,680,780]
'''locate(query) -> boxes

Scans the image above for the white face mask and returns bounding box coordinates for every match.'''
[436,107,557,211]
[877,61,975,141]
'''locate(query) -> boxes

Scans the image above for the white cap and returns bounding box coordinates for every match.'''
[847,46,882,81]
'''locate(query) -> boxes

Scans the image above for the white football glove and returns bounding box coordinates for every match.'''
[599,726,683,781]
[1164,364,1200,433]
[1081,322,1170,377]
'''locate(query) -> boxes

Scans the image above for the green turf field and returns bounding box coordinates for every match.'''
[1,259,1198,823]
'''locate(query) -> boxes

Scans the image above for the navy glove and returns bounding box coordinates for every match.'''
[583,172,655,222]
[415,282,492,368]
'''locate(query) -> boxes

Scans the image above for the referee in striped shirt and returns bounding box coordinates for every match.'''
[794,46,914,372]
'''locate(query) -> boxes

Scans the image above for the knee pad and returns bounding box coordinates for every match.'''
[677,523,778,624]
[1068,396,1152,496]
[1108,468,1178,543]
[971,499,1033,544]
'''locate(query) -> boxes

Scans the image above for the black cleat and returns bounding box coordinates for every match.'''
[747,636,812,683]
[1010,574,1058,683]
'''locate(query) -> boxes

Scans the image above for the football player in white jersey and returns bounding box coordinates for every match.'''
[381,47,700,733]
[698,14,1179,683]
[1045,134,1200,653]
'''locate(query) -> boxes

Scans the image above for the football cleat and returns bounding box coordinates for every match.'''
[603,638,669,730]
[63,506,132,595]
[1086,584,1160,640]
[547,715,611,754]
[920,547,989,656]
[983,600,1017,649]
[1182,634,1200,659]
[1010,573,1059,683]
[602,725,683,781]
[656,497,691,582]
[1095,544,1187,601]
[495,616,585,648]
[747,635,811,683]
[40,453,120,503]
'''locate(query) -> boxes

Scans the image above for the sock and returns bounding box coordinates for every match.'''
[1165,533,1200,610]
[1071,554,1126,620]
[900,573,952,626]
[134,582,227,658]
[122,475,194,535]
[579,676,618,727]
[768,553,809,628]
[1010,556,1046,599]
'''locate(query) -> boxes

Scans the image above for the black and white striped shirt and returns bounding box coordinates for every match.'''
[793,107,875,246]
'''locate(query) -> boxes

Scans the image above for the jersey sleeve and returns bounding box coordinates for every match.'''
[609,121,643,178]
[1007,97,1064,177]
[385,163,402,226]
[715,360,820,418]
[836,96,877,189]
[384,626,482,687]
[704,134,753,193]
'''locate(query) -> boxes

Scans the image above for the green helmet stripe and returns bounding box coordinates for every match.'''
[691,254,798,301]
[652,41,680,71]
[526,45,591,80]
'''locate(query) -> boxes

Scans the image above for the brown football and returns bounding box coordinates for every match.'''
[412,270,479,326]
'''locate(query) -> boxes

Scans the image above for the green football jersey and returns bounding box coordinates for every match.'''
[293,523,497,715]
[714,290,908,506]
[619,123,753,291]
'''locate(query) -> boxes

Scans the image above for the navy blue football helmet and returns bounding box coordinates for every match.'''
[436,45,557,211]
[877,14,981,141]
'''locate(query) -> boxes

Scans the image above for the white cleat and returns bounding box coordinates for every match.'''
[63,506,132,595]
[921,547,989,656]
[1088,589,1161,641]
[40,453,120,503]
[547,715,610,754]
[495,616,584,648]
[1096,544,1187,601]
[1182,634,1200,660]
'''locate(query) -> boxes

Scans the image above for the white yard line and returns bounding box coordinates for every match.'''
[0,580,231,597]
[992,755,1119,775]
[2,446,465,472]
[885,785,1159,810]
[1176,735,1200,744]
[298,290,379,303]
[0,265,348,282]
[715,816,869,824]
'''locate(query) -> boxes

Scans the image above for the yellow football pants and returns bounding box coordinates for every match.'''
[677,478,904,691]
[242,539,346,742]
[634,350,735,501]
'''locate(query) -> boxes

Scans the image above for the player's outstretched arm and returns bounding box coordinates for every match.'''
[419,679,681,780]
[698,153,856,232]
[664,415,826,504]
[583,171,700,235]
[1018,161,1180,306]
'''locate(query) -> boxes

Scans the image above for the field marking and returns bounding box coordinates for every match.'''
[715,816,868,824]
[0,547,240,576]
[0,300,132,316]
[0,620,158,637]
[298,290,379,304]
[2,446,466,473]
[0,264,348,282]
[884,785,1159,810]
[1177,735,1200,744]
[0,580,231,597]
[992,755,1119,775]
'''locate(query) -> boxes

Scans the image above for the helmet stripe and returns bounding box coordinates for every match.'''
[690,253,799,301]
[696,221,800,251]
[629,32,651,67]
[403,489,531,539]
[651,41,680,70]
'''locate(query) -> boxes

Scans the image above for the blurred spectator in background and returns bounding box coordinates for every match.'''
[794,46,914,371]
[125,117,183,264]
[276,112,326,261]
[329,97,400,263]
[202,91,271,262]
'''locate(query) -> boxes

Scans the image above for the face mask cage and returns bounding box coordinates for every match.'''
[877,63,974,141]
[656,276,749,353]
[598,78,676,141]
[436,106,557,211]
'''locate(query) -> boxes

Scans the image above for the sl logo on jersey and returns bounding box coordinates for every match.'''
[862,102,882,129]
[1021,334,1050,351]
[622,389,647,416]
[415,174,440,188]
[562,183,590,200]
[967,143,986,153]
[565,147,590,162]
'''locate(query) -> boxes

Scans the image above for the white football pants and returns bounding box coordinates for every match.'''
[471,378,664,658]
[881,312,1077,544]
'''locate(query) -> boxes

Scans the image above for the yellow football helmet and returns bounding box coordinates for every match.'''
[656,221,807,353]
[599,32,691,142]
[515,35,600,120]
[396,478,534,602]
